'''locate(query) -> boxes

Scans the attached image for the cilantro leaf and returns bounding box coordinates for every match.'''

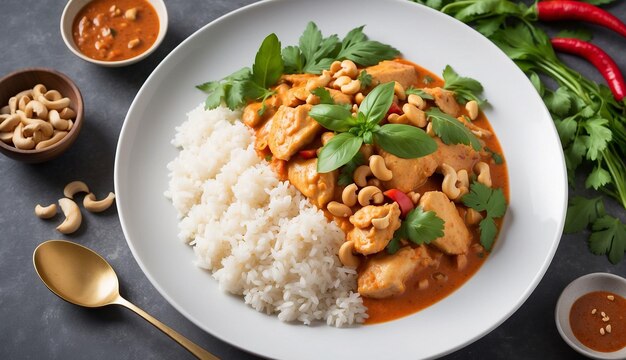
[555,116,577,146]
[310,87,336,105]
[544,87,573,117]
[442,65,486,105]
[338,152,365,186]
[385,235,402,255]
[564,196,605,234]
[589,215,626,264]
[403,206,445,245]
[427,108,482,151]
[479,216,498,251]
[586,166,612,190]
[583,117,612,161]
[358,70,373,90]
[336,26,400,67]
[484,147,504,165]
[282,46,305,74]
[406,87,434,100]
[462,182,506,218]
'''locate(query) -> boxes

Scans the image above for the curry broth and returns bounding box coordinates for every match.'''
[250,59,509,324]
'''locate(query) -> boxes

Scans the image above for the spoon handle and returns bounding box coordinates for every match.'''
[115,296,219,360]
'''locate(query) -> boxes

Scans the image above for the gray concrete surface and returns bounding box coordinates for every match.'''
[1,0,625,359]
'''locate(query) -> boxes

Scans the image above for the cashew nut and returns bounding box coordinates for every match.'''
[457,169,469,193]
[43,90,63,101]
[24,100,48,120]
[32,84,47,100]
[56,198,82,234]
[59,107,76,119]
[0,131,13,144]
[127,38,141,49]
[389,113,409,125]
[355,92,364,105]
[407,191,421,205]
[83,192,116,213]
[37,95,71,111]
[125,7,137,20]
[465,208,483,225]
[408,94,426,110]
[333,75,352,89]
[367,178,382,188]
[342,183,358,207]
[23,120,54,138]
[466,100,479,120]
[48,110,70,131]
[358,186,384,206]
[333,60,358,79]
[327,201,352,217]
[387,113,400,124]
[8,97,17,114]
[35,131,67,149]
[441,163,462,200]
[0,114,21,132]
[338,240,360,268]
[341,79,361,95]
[35,203,57,219]
[369,155,393,181]
[471,129,492,139]
[305,71,331,92]
[371,210,392,229]
[12,123,35,150]
[402,103,427,127]
[305,93,320,105]
[474,162,492,187]
[394,81,406,101]
[64,181,90,199]
[18,95,31,112]
[353,165,373,187]
[426,122,435,137]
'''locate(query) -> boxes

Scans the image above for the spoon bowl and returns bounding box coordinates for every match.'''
[33,240,217,360]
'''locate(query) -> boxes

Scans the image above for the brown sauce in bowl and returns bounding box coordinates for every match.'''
[570,291,626,352]
[72,0,159,61]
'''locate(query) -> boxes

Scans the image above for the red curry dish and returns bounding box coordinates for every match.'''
[241,58,509,323]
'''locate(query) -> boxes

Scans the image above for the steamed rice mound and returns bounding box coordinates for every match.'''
[165,105,367,326]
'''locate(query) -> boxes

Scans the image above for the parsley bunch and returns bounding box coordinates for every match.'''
[412,0,626,263]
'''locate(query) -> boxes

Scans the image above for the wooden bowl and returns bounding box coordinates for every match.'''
[0,68,84,163]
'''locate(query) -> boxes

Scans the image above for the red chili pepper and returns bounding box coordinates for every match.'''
[536,1,626,38]
[386,102,402,116]
[383,189,414,218]
[298,149,318,159]
[551,37,626,101]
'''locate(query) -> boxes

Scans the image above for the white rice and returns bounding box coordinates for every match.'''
[165,104,367,326]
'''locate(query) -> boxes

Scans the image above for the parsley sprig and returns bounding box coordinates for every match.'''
[442,65,487,106]
[309,82,437,173]
[386,206,445,254]
[462,182,507,251]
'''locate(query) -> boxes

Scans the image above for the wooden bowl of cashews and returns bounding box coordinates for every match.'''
[0,68,84,163]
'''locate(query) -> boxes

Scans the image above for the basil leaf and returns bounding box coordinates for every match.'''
[373,124,437,158]
[309,104,357,132]
[252,33,284,88]
[317,133,363,173]
[360,82,395,125]
[427,108,482,151]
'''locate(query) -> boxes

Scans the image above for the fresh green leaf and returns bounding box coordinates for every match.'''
[584,117,612,161]
[442,65,486,105]
[586,166,612,190]
[555,116,578,146]
[403,206,445,245]
[252,33,284,88]
[282,46,304,74]
[484,147,504,165]
[528,72,544,97]
[589,215,626,264]
[564,136,589,182]
[462,181,507,218]
[564,196,605,233]
[317,133,363,173]
[386,235,402,254]
[310,87,336,105]
[196,81,220,93]
[556,28,593,42]
[224,81,247,110]
[338,152,365,186]
[374,124,438,158]
[427,108,482,150]
[299,22,323,64]
[358,70,373,89]
[423,75,434,84]
[309,104,356,132]
[479,216,498,251]
[336,26,400,66]
[360,82,395,125]
[406,87,434,100]
[544,87,573,117]
[204,85,225,109]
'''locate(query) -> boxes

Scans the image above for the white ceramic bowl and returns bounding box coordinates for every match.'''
[556,273,626,359]
[114,0,567,358]
[60,0,168,67]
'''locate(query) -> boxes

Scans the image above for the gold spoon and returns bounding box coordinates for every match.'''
[33,239,218,360]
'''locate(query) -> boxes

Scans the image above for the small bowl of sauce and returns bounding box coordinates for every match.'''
[60,0,167,66]
[556,273,626,359]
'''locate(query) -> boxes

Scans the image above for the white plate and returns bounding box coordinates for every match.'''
[114,0,567,358]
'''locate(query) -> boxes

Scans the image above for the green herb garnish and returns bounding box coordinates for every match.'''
[427,108,482,151]
[484,147,504,164]
[462,182,507,250]
[406,86,434,100]
[386,206,445,254]
[442,65,486,106]
[310,82,437,172]
[337,152,365,186]
[310,87,336,105]
[358,70,373,90]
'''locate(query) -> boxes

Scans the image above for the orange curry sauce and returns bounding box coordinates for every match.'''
[251,59,509,324]
[570,291,626,352]
[72,0,159,61]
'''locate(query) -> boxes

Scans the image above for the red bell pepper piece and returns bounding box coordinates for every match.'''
[383,189,414,217]
[298,149,318,159]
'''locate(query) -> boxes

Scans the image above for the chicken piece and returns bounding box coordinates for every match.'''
[358,246,433,298]
[254,116,273,152]
[433,138,480,173]
[281,73,317,87]
[275,83,300,108]
[365,60,419,89]
[287,158,337,207]
[268,104,321,160]
[327,88,352,105]
[242,102,266,127]
[378,148,438,193]
[348,203,401,255]
[419,191,471,255]
[423,87,461,117]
